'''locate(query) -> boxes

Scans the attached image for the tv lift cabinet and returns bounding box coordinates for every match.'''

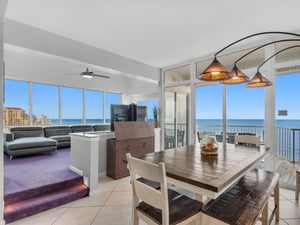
[107,121,154,179]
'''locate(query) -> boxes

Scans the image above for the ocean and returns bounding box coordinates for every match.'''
[50,118,300,129]
[196,119,300,129]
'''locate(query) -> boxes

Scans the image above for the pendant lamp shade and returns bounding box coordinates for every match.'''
[246,72,272,88]
[222,65,250,84]
[198,58,231,81]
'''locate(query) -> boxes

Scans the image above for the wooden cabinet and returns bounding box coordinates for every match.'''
[107,121,154,179]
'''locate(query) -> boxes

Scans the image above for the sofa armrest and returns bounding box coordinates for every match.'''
[4,132,14,142]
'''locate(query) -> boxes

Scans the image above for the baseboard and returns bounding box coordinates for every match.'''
[69,166,83,176]
[98,171,107,177]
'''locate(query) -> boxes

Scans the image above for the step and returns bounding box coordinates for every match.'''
[5,176,84,205]
[4,183,89,223]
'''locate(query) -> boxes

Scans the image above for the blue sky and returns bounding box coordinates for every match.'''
[196,72,300,120]
[4,72,300,120]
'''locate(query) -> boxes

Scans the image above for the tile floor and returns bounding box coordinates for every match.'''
[7,176,300,225]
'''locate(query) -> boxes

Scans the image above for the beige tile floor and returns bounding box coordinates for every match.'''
[7,176,300,225]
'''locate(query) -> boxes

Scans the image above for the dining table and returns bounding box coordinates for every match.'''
[139,143,270,201]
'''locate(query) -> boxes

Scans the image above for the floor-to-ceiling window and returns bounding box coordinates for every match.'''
[105,92,121,124]
[164,64,190,149]
[32,83,59,125]
[4,79,121,129]
[61,87,83,125]
[85,89,104,124]
[276,73,300,163]
[195,47,266,144]
[195,84,222,142]
[137,99,159,123]
[4,80,29,128]
[227,83,264,141]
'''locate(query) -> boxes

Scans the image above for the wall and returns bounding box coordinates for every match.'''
[4,19,160,96]
[1,2,8,224]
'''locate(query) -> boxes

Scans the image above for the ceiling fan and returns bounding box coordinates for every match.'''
[78,68,110,79]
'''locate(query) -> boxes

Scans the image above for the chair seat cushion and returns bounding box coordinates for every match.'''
[137,189,202,225]
[49,135,70,142]
[5,137,57,151]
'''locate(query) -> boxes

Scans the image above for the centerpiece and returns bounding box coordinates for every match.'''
[200,135,218,155]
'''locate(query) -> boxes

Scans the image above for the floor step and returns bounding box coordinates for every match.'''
[5,176,84,205]
[4,183,89,223]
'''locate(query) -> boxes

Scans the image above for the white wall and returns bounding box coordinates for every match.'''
[1,2,8,224]
[4,19,160,96]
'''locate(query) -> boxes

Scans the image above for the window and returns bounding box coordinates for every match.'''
[146,99,158,122]
[4,80,30,126]
[61,87,83,124]
[85,89,104,124]
[196,84,223,132]
[276,73,300,123]
[137,99,159,122]
[32,83,59,125]
[4,79,122,127]
[227,83,264,139]
[105,92,121,123]
[164,65,190,84]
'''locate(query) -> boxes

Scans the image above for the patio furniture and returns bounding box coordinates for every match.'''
[235,134,260,147]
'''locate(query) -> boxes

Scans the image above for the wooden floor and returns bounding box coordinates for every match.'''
[276,157,300,190]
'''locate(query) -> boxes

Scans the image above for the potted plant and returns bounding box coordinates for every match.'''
[153,106,159,128]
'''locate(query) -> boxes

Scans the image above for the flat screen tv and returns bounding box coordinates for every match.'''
[110,104,147,131]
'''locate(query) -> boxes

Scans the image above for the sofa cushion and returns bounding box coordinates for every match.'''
[44,126,72,137]
[49,135,70,142]
[71,125,94,133]
[10,127,44,139]
[5,137,57,151]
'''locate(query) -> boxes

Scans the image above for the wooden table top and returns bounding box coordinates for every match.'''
[140,143,269,195]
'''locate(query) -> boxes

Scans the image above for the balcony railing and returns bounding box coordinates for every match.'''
[197,124,300,163]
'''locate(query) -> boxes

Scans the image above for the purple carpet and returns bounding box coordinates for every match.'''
[4,148,89,223]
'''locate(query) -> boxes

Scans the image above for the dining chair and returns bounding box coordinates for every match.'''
[234,134,260,147]
[126,153,202,225]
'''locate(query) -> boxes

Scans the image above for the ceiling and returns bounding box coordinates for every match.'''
[5,0,300,69]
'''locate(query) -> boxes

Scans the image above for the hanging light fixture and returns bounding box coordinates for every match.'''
[222,64,250,84]
[222,38,300,85]
[246,72,272,87]
[198,31,300,83]
[247,44,300,87]
[198,57,231,81]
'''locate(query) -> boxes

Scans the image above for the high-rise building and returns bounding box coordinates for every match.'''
[3,107,29,126]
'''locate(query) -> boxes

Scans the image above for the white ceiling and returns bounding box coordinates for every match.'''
[5,0,300,68]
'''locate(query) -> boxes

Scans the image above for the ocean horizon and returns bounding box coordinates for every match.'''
[50,118,300,129]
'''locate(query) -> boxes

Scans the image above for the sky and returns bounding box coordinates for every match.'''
[4,72,300,120]
[196,72,300,120]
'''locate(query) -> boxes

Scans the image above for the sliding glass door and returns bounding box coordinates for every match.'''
[164,85,190,149]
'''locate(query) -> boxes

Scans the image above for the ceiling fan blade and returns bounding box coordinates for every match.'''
[93,74,110,79]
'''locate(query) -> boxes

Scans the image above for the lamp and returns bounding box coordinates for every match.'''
[222,38,300,84]
[198,57,231,81]
[81,74,93,79]
[198,31,300,83]
[246,44,300,87]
